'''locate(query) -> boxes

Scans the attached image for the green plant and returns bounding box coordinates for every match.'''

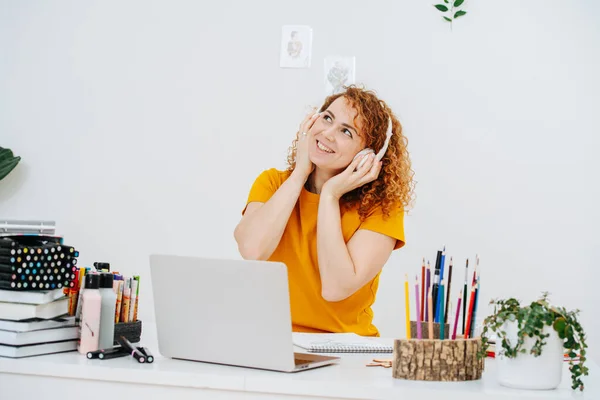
[0,146,21,181]
[434,0,467,30]
[479,292,588,391]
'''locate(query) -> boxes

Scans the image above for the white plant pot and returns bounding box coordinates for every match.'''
[496,320,564,390]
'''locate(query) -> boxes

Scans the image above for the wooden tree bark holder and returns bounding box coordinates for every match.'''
[392,335,484,381]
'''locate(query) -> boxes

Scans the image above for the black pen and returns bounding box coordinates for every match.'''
[117,336,146,363]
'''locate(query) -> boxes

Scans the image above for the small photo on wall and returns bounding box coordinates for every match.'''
[279,25,313,68]
[324,56,355,95]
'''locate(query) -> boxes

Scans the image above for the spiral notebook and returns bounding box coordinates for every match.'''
[292,332,393,353]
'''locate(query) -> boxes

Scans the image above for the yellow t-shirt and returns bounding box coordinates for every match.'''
[242,168,405,337]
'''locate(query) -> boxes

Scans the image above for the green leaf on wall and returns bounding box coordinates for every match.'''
[454,10,467,18]
[443,16,452,22]
[454,0,464,7]
[435,4,449,12]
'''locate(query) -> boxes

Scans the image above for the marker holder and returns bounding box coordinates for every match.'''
[392,334,484,382]
[113,320,142,346]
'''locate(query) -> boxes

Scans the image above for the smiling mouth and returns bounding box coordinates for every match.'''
[316,140,335,153]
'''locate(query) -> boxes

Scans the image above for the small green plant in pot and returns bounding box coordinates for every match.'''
[0,146,21,181]
[479,292,588,391]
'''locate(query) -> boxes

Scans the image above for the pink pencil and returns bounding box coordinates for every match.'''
[425,261,431,321]
[452,292,463,340]
[415,275,422,339]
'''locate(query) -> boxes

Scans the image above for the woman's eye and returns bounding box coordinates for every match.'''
[343,129,353,138]
[323,115,332,122]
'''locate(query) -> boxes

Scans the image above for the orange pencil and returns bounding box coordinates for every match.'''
[427,285,434,339]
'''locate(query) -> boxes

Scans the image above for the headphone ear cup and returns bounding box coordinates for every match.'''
[354,148,374,170]
[353,148,374,161]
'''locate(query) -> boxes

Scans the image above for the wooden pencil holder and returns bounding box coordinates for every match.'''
[392,336,484,382]
[113,320,142,345]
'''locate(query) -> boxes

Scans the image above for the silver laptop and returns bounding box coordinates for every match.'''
[149,254,339,372]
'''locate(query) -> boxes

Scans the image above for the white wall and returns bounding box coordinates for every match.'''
[1,1,599,363]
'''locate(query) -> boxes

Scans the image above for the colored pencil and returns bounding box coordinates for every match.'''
[462,259,468,335]
[425,261,431,321]
[470,274,480,337]
[464,283,476,339]
[452,292,463,340]
[415,275,422,339]
[444,257,453,324]
[427,285,434,339]
[404,274,411,339]
[439,280,445,340]
[420,258,425,321]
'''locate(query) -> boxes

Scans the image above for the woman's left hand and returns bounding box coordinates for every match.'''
[321,153,382,200]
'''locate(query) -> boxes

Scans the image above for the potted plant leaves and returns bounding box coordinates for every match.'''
[0,146,21,181]
[479,292,588,391]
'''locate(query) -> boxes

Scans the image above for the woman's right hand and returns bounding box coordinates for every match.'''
[294,110,320,180]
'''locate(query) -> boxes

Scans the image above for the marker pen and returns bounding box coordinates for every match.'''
[138,347,154,363]
[87,346,123,359]
[116,336,145,363]
[99,350,129,360]
[0,239,17,249]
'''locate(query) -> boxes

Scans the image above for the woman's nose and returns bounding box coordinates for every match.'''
[322,126,336,142]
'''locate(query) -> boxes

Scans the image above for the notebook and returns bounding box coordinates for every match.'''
[0,288,66,305]
[292,332,393,353]
[0,325,79,346]
[0,315,75,332]
[0,339,78,358]
[0,297,69,321]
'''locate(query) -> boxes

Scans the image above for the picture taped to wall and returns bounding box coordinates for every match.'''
[280,25,313,68]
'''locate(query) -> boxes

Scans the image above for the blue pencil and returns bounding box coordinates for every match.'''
[435,275,444,323]
[439,280,445,340]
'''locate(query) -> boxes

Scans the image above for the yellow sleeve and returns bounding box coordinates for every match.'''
[241,168,283,215]
[359,204,406,250]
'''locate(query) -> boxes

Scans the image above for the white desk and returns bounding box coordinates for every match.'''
[0,324,596,400]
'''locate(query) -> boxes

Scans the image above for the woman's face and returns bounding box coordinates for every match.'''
[308,97,366,172]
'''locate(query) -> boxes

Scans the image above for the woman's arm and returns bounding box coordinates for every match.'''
[316,193,396,302]
[234,170,307,260]
[235,111,320,261]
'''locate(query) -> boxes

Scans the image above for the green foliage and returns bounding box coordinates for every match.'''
[0,147,21,181]
[434,0,467,27]
[479,292,588,391]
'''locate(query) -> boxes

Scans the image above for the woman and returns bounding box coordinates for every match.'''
[234,86,414,336]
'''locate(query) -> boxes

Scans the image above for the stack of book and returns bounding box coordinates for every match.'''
[0,282,79,358]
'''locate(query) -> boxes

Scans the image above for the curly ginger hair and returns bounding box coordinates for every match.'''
[286,85,415,219]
